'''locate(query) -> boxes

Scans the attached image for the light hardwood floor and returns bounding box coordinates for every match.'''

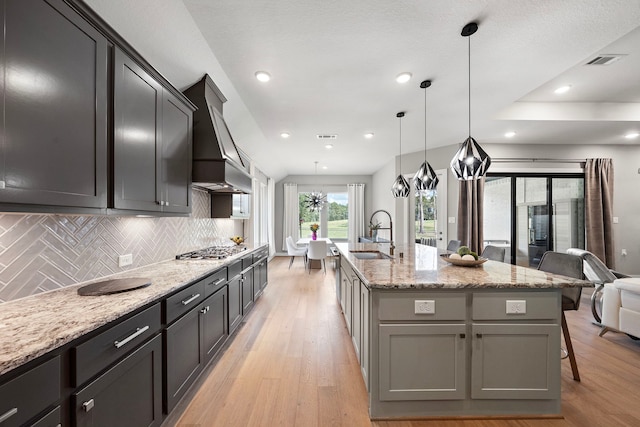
[173,257,640,427]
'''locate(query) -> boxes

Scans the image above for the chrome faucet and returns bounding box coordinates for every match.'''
[370,209,394,255]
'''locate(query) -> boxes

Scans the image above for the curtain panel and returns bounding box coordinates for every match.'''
[585,158,615,268]
[267,177,276,257]
[348,183,365,244]
[457,177,485,254]
[282,183,299,251]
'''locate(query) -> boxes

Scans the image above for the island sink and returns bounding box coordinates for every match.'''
[350,250,392,260]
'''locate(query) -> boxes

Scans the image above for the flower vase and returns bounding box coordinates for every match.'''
[372,230,378,242]
[312,231,317,240]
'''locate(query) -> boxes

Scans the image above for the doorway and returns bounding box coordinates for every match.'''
[484,174,585,267]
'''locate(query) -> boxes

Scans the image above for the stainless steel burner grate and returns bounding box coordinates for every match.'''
[176,245,247,260]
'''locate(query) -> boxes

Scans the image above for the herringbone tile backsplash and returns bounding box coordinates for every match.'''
[0,189,238,303]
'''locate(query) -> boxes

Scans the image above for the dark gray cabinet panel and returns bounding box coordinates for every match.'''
[228,275,243,334]
[202,287,228,362]
[113,48,162,212]
[73,334,162,427]
[161,92,192,214]
[0,0,108,209]
[0,356,60,427]
[241,268,254,315]
[30,405,60,427]
[164,279,205,325]
[164,306,203,413]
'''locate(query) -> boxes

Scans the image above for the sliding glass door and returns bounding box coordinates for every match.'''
[484,174,584,267]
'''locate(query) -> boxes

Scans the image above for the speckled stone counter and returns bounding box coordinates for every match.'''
[0,245,260,376]
[335,242,591,289]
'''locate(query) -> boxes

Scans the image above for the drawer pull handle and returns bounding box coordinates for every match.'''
[114,325,150,349]
[0,408,18,423]
[211,278,225,286]
[181,294,201,306]
[83,399,95,412]
[460,333,466,339]
[476,333,483,338]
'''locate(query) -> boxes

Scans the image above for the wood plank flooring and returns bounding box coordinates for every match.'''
[173,257,640,427]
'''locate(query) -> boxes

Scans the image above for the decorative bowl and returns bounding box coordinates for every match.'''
[440,254,487,267]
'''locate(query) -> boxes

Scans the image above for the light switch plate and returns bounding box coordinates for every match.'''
[415,300,435,314]
[448,217,456,224]
[506,300,526,314]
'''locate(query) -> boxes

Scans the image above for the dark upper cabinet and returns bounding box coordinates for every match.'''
[0,0,108,210]
[113,48,193,214]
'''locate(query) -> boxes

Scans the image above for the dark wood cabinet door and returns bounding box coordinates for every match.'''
[161,92,192,214]
[164,306,203,413]
[113,48,162,212]
[228,276,243,334]
[0,0,108,209]
[73,334,162,427]
[202,287,228,363]
[241,269,254,315]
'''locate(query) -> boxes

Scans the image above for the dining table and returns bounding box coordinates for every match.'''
[296,237,333,269]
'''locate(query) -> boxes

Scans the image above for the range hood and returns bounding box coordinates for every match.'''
[184,75,252,194]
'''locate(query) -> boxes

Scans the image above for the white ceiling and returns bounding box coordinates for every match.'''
[181,0,640,178]
[86,0,640,180]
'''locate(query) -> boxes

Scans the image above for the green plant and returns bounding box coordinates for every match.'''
[369,220,382,230]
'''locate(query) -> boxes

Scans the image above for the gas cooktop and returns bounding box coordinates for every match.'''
[176,245,247,260]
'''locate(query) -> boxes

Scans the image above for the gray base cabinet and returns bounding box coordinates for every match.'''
[73,334,163,427]
[241,268,254,315]
[202,287,228,363]
[228,276,243,334]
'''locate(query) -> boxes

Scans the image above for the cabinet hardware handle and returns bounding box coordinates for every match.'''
[82,399,95,412]
[0,408,18,423]
[476,333,483,338]
[200,306,210,314]
[460,333,466,339]
[181,294,201,306]
[210,278,225,286]
[114,325,150,349]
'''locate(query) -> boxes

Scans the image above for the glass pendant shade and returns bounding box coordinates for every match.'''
[450,136,491,180]
[414,161,439,191]
[392,175,411,197]
[391,112,410,198]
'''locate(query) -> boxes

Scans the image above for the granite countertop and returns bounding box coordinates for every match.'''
[336,242,593,290]
[0,245,262,377]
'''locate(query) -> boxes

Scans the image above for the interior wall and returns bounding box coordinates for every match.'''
[0,190,243,303]
[371,160,396,243]
[274,175,372,253]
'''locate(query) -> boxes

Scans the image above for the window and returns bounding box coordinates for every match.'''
[297,191,348,240]
[415,189,437,245]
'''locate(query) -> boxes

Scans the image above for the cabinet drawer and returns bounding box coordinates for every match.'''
[203,268,227,298]
[0,356,60,427]
[241,255,253,270]
[472,291,560,321]
[378,292,466,321]
[228,259,242,279]
[164,280,205,324]
[30,405,60,427]
[74,304,161,387]
[253,247,268,262]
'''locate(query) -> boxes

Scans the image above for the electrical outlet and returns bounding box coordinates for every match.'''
[118,254,133,267]
[448,217,456,224]
[506,300,526,314]
[415,300,435,314]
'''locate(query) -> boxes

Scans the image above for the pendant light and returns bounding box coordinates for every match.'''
[450,22,491,180]
[391,112,410,198]
[414,80,439,191]
[303,161,327,212]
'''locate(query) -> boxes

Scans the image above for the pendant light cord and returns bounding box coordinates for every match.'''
[424,86,427,162]
[468,35,471,138]
[399,115,402,172]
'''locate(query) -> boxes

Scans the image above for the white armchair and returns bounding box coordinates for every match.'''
[600,277,640,340]
[286,236,307,269]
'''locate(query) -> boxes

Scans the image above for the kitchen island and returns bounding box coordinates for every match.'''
[335,242,591,419]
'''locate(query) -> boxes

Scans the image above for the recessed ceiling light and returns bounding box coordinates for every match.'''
[322,166,328,170]
[625,132,639,139]
[504,131,516,138]
[325,144,333,149]
[255,71,271,82]
[364,132,374,139]
[554,85,571,94]
[280,132,290,138]
[396,72,412,84]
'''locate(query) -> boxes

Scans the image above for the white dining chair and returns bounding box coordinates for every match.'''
[307,240,327,274]
[286,236,307,269]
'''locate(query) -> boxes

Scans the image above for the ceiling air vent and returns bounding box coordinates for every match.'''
[316,134,338,140]
[585,54,626,65]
